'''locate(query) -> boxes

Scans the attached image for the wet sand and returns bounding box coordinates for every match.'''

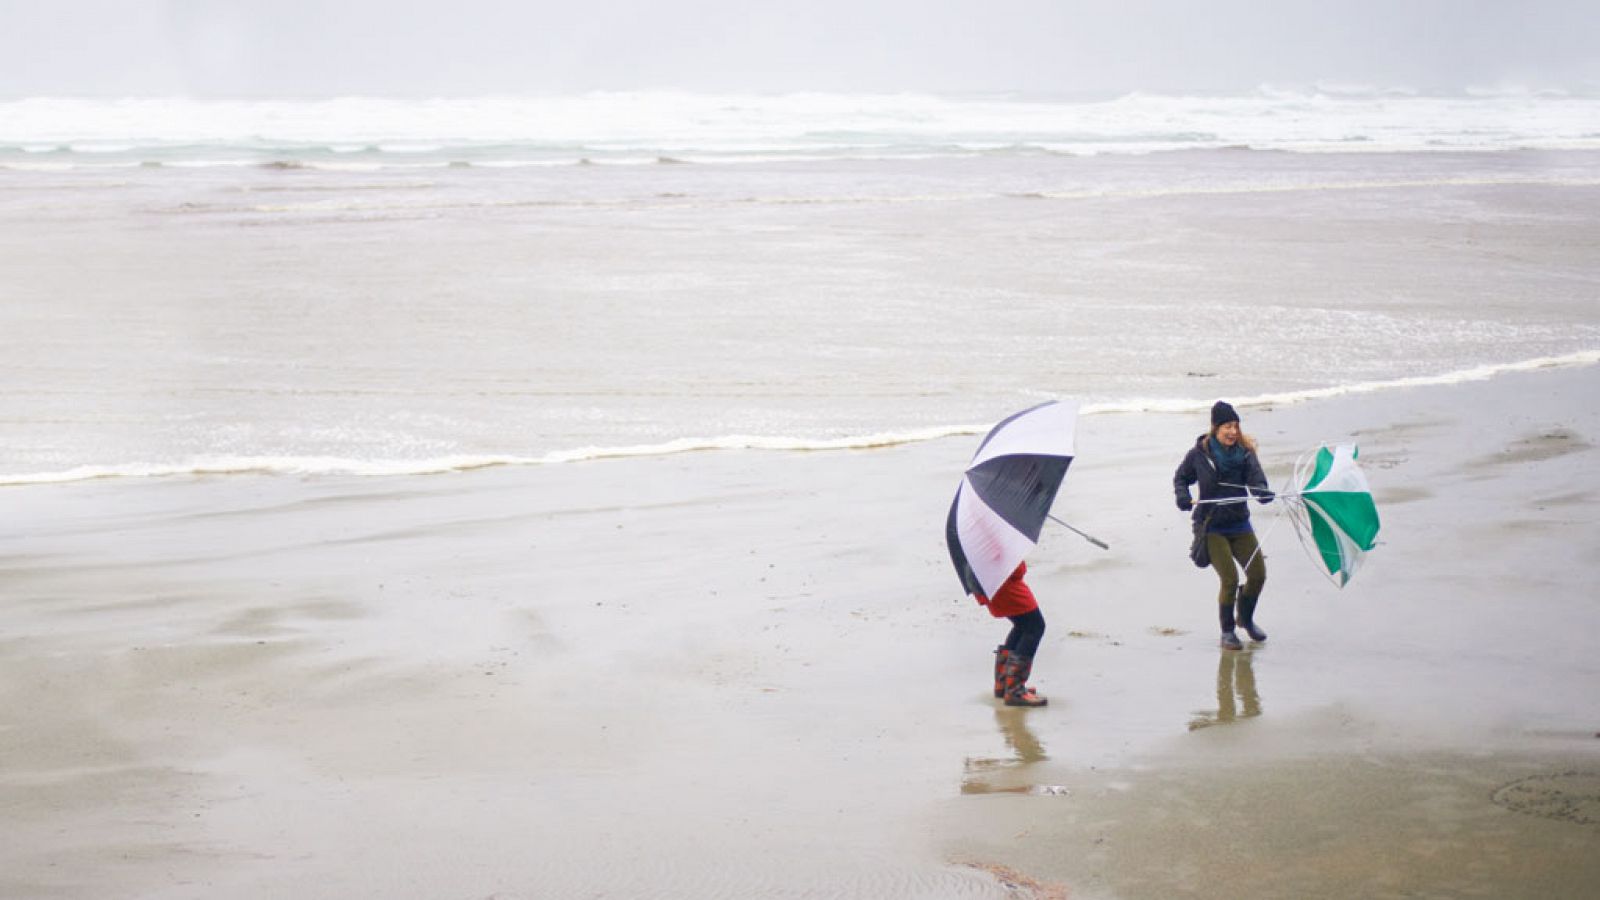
[3,364,1599,899]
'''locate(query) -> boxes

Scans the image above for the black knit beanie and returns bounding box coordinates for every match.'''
[1211,401,1239,428]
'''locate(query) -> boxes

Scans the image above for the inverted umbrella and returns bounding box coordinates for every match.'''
[946,401,1092,598]
[1283,443,1382,587]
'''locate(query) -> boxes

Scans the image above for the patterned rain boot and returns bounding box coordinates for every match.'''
[1002,654,1048,707]
[994,646,1010,698]
[1219,602,1243,651]
[1237,593,1268,643]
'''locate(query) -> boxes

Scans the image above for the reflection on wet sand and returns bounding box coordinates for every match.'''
[1188,649,1262,731]
[961,708,1053,795]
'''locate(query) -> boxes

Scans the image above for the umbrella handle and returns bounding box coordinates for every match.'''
[1047,514,1110,550]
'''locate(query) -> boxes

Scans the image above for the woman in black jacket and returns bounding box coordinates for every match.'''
[1173,401,1274,650]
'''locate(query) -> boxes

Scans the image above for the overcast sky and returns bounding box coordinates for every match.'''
[3,0,1596,97]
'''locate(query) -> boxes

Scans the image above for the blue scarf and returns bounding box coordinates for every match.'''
[1208,436,1249,484]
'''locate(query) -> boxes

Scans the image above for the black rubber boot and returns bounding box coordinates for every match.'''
[1237,594,1268,642]
[993,645,1009,698]
[1002,655,1048,707]
[1219,603,1243,651]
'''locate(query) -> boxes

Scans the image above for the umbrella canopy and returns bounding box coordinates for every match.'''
[1285,443,1381,587]
[946,401,1079,598]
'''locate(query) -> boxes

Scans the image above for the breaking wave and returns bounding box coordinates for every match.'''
[5,89,1600,170]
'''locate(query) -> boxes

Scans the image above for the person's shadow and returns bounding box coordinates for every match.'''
[1188,649,1262,731]
[960,708,1050,794]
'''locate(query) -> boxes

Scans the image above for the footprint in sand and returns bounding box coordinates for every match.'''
[1491,771,1600,826]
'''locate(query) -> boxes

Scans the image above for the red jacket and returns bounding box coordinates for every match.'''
[975,562,1038,618]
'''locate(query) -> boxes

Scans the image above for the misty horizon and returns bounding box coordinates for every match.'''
[2,1,1597,99]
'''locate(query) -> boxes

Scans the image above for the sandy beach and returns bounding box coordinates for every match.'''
[3,361,1598,899]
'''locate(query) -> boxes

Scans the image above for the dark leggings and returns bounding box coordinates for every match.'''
[1004,610,1047,659]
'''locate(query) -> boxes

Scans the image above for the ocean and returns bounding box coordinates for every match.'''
[3,90,1599,484]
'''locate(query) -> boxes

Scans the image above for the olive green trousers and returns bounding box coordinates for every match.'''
[1207,531,1266,606]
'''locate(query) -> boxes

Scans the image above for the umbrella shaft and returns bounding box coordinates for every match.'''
[1047,514,1110,550]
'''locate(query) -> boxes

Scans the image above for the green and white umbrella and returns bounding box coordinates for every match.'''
[1284,443,1382,587]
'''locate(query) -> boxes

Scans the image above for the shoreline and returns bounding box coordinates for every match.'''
[4,348,1599,488]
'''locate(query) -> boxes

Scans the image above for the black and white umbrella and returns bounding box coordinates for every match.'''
[946,401,1097,598]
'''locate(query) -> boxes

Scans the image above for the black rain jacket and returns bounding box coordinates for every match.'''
[1173,434,1272,530]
